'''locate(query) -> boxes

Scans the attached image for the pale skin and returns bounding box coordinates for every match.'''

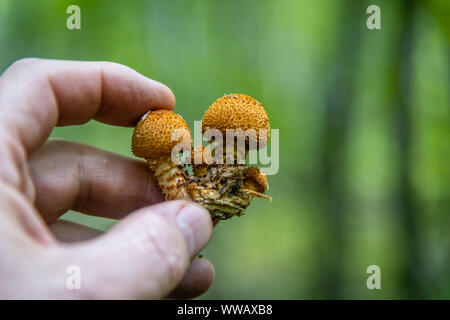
[0,58,214,299]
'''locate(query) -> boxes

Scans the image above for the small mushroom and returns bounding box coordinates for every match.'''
[191,94,271,219]
[202,93,270,163]
[243,167,267,194]
[132,109,192,200]
[243,167,271,201]
[131,95,272,221]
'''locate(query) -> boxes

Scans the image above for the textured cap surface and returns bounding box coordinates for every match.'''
[202,94,270,149]
[132,110,192,159]
[243,167,268,194]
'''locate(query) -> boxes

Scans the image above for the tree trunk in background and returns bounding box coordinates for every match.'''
[395,0,424,299]
[314,2,364,299]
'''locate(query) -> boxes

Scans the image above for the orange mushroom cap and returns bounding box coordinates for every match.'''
[201,94,270,149]
[243,167,268,194]
[132,110,192,160]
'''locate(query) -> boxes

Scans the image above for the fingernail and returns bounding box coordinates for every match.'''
[176,203,212,257]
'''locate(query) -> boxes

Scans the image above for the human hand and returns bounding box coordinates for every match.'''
[0,58,213,299]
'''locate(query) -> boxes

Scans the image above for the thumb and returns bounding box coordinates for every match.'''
[61,200,212,299]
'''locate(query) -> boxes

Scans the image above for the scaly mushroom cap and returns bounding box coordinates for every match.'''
[132,110,192,160]
[243,167,268,194]
[201,94,270,149]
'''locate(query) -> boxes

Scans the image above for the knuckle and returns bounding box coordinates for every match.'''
[0,181,33,221]
[8,58,40,72]
[2,58,43,84]
[0,132,27,189]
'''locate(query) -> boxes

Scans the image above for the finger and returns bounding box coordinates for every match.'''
[0,58,175,154]
[50,220,215,298]
[62,201,213,299]
[49,220,102,243]
[50,220,214,298]
[29,139,163,223]
[168,256,215,299]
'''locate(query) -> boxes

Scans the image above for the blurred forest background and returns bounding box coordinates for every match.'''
[0,0,449,299]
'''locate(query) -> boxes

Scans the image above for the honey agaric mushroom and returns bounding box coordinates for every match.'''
[243,167,271,200]
[131,94,271,221]
[132,109,192,200]
[243,167,267,194]
[202,94,270,162]
[184,94,271,219]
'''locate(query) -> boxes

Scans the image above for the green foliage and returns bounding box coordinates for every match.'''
[0,0,448,299]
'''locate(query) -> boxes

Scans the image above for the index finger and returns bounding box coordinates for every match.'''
[0,58,176,153]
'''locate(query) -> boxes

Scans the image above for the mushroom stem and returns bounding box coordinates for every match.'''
[146,158,192,201]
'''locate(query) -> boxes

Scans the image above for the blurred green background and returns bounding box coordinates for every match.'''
[0,0,449,299]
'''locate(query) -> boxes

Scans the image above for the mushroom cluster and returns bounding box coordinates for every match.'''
[131,94,271,220]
